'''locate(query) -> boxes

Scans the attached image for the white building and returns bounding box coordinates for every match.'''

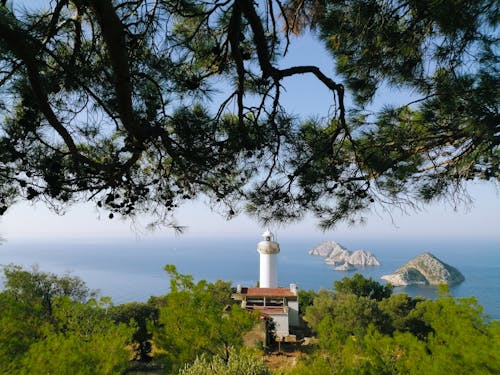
[232,230,299,340]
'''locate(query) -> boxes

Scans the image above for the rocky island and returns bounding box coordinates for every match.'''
[381,252,465,286]
[309,241,380,270]
[334,262,357,271]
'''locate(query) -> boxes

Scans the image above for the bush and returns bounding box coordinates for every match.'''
[179,348,271,375]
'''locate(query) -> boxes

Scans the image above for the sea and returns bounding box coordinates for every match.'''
[1,236,499,320]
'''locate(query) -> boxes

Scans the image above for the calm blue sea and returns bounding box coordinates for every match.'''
[1,236,499,320]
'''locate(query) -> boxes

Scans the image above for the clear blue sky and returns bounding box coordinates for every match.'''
[1,2,499,242]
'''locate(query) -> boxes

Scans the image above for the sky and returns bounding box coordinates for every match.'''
[1,180,498,241]
[1,2,499,243]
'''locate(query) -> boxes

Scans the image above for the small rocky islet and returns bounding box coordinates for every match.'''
[308,241,381,271]
[309,242,464,287]
[382,252,465,286]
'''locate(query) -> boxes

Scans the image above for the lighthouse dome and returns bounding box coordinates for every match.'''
[257,229,280,254]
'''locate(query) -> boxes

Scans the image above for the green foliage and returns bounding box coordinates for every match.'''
[412,293,500,374]
[2,267,499,374]
[110,302,159,361]
[305,275,393,337]
[0,265,132,374]
[379,293,430,337]
[153,265,259,372]
[295,274,500,374]
[0,264,96,372]
[298,288,317,314]
[316,294,391,347]
[0,0,497,229]
[316,0,496,102]
[334,273,393,301]
[352,295,500,374]
[0,292,45,372]
[311,0,498,210]
[18,297,133,375]
[303,289,336,330]
[2,264,93,316]
[178,348,272,375]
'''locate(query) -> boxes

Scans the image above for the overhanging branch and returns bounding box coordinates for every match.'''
[88,0,149,143]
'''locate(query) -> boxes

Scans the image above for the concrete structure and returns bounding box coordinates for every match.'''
[257,229,280,288]
[232,231,300,340]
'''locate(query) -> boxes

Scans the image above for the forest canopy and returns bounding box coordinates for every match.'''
[0,0,498,228]
[2,265,499,374]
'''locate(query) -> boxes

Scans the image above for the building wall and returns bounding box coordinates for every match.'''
[270,313,289,338]
[287,300,300,327]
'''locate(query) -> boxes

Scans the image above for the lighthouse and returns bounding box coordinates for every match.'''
[257,229,280,288]
[231,231,300,340]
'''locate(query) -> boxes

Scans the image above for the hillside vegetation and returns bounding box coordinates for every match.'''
[1,265,499,374]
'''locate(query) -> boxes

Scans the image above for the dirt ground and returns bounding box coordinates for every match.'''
[262,337,318,372]
[264,350,302,371]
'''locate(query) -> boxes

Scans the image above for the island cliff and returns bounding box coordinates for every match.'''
[309,241,380,270]
[381,252,465,286]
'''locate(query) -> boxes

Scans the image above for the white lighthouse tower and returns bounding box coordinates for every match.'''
[257,229,280,288]
[232,231,300,340]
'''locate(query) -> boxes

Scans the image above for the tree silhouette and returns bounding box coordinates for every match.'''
[0,0,497,229]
